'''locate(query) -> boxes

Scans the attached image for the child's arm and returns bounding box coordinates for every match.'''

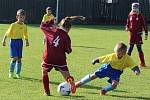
[25,39,29,46]
[125,15,130,31]
[91,58,99,65]
[132,66,140,75]
[2,34,7,46]
[66,16,86,21]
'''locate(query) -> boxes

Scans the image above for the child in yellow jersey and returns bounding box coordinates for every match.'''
[41,7,55,44]
[2,9,29,79]
[75,42,140,95]
[41,7,55,24]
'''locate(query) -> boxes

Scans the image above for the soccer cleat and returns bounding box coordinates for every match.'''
[67,76,76,93]
[44,92,51,96]
[70,82,76,93]
[140,63,147,68]
[100,89,107,95]
[9,73,14,79]
[16,74,21,79]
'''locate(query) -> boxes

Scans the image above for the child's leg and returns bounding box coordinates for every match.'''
[42,67,50,95]
[127,44,134,56]
[75,73,97,88]
[42,63,53,96]
[43,36,46,45]
[16,58,22,77]
[75,64,109,88]
[9,57,17,78]
[136,44,146,67]
[58,67,76,93]
[16,39,23,77]
[101,80,118,95]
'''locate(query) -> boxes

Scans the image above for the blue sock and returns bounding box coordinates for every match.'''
[9,61,16,73]
[16,62,22,74]
[102,84,114,92]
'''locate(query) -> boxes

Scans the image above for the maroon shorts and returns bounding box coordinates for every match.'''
[129,34,143,44]
[41,61,69,72]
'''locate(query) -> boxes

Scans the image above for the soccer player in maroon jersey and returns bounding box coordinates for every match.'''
[40,16,85,96]
[125,3,148,67]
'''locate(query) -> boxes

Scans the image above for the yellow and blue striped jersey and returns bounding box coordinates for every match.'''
[5,22,28,39]
[42,14,54,23]
[98,53,137,71]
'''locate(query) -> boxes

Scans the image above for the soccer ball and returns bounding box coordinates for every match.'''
[57,82,71,96]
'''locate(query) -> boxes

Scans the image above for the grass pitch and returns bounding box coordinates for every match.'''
[0,24,150,100]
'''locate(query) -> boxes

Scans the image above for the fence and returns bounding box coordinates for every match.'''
[0,0,150,24]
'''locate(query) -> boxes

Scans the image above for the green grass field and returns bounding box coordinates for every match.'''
[0,24,150,100]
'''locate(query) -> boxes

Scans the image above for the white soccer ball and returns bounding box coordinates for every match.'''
[57,82,71,96]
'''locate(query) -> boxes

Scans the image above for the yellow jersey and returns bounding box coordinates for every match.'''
[6,22,28,39]
[42,14,54,23]
[98,53,137,71]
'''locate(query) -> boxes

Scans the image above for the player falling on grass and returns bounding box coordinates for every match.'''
[75,42,140,95]
[41,7,55,44]
[40,16,85,96]
[125,3,148,67]
[2,9,29,79]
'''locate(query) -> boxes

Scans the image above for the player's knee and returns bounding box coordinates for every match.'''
[111,81,118,89]
[90,74,97,80]
[136,45,143,53]
[12,57,18,61]
[137,48,143,53]
[17,59,22,63]
[42,69,48,76]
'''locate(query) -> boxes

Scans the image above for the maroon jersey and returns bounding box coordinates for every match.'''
[126,12,148,44]
[41,26,72,66]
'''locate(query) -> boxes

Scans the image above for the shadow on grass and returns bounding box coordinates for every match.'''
[113,89,129,93]
[52,95,86,100]
[79,85,128,93]
[73,25,125,31]
[79,84,101,90]
[21,77,42,82]
[108,94,150,100]
[21,77,60,85]
[72,45,105,50]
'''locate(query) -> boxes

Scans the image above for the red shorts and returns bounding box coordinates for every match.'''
[41,61,69,72]
[129,34,143,44]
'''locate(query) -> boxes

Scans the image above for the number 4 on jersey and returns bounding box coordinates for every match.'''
[53,36,60,47]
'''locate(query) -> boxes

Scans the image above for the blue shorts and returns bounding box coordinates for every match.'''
[10,39,23,58]
[95,64,123,83]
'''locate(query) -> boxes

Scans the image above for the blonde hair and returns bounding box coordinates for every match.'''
[114,42,127,53]
[17,9,26,16]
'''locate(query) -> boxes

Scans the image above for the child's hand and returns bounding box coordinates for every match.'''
[79,16,86,20]
[145,33,148,40]
[2,40,6,46]
[25,40,29,46]
[91,59,96,65]
[125,27,129,31]
[26,42,29,46]
[91,58,99,65]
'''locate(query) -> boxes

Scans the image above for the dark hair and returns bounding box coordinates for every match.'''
[46,7,52,11]
[17,9,26,16]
